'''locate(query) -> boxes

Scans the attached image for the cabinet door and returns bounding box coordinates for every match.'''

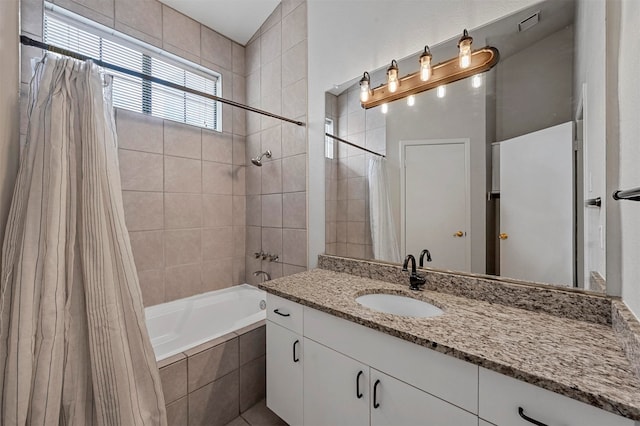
[303,338,369,426]
[266,321,303,426]
[370,369,477,426]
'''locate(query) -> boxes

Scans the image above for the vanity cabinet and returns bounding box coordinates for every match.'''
[478,367,635,426]
[303,338,369,425]
[369,369,476,426]
[266,295,304,426]
[266,294,635,426]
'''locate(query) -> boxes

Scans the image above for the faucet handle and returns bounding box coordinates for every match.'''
[254,252,262,259]
[269,254,279,262]
[409,274,426,291]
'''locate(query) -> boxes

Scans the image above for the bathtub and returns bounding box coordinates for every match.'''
[145,284,267,361]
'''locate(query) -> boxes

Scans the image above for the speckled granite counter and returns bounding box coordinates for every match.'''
[259,268,640,421]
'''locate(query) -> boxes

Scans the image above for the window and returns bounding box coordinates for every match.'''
[325,118,335,159]
[43,6,221,131]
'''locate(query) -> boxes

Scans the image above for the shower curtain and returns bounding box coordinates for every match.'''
[368,157,401,263]
[0,56,166,425]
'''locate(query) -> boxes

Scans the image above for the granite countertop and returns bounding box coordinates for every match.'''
[259,268,640,421]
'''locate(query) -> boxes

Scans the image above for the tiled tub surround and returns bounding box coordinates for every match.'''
[159,322,266,426]
[259,268,640,421]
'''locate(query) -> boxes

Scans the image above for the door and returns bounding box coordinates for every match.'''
[303,338,369,426]
[499,122,573,286]
[402,140,470,271]
[266,321,303,426]
[370,369,477,426]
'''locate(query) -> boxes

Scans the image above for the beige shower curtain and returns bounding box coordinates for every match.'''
[0,55,166,425]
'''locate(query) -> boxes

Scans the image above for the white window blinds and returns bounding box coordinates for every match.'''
[43,10,221,131]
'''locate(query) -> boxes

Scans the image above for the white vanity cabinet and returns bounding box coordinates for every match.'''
[369,369,477,426]
[266,295,304,426]
[266,294,636,426]
[478,367,635,426]
[303,338,369,425]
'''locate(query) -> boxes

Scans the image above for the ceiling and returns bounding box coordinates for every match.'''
[158,0,280,45]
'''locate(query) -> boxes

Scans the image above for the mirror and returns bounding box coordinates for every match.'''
[324,0,607,292]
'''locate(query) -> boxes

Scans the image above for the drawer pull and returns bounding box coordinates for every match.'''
[293,340,300,363]
[273,308,290,317]
[518,407,548,426]
[373,379,381,409]
[356,371,364,399]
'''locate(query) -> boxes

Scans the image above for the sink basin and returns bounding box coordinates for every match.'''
[355,293,444,318]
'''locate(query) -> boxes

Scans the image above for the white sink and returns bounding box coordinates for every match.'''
[355,293,444,318]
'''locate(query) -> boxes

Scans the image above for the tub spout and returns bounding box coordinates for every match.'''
[253,270,271,282]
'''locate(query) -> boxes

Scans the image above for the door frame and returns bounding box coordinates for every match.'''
[399,139,472,270]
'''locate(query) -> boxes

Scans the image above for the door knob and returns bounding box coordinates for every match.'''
[453,231,464,237]
[498,233,509,240]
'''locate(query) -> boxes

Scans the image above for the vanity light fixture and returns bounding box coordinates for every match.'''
[407,95,415,106]
[436,85,446,98]
[471,74,482,88]
[358,29,499,109]
[387,60,399,93]
[419,46,432,81]
[359,72,372,103]
[381,103,389,114]
[458,29,473,69]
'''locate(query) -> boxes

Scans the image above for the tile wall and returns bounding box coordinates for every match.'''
[159,322,266,425]
[244,0,309,284]
[325,87,386,259]
[20,0,251,305]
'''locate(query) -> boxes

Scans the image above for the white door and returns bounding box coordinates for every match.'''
[499,122,573,286]
[402,140,470,271]
[303,338,369,426]
[266,321,303,426]
[370,369,477,426]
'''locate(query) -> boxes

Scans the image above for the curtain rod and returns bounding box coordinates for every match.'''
[20,35,305,127]
[325,133,385,158]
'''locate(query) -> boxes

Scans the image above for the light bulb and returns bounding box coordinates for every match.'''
[387,60,399,93]
[458,29,473,69]
[381,103,388,114]
[359,72,371,103]
[407,95,415,106]
[471,74,482,88]
[437,85,446,98]
[419,46,432,82]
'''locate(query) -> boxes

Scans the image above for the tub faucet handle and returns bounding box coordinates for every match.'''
[269,254,279,262]
[254,252,262,259]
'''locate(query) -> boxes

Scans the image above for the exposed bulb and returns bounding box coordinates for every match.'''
[407,95,415,106]
[387,60,399,93]
[359,72,371,103]
[458,29,473,69]
[437,85,446,98]
[419,46,433,82]
[381,103,389,114]
[471,74,482,89]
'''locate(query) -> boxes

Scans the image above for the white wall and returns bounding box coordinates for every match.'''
[307,0,545,267]
[0,0,21,252]
[574,0,607,288]
[618,0,640,318]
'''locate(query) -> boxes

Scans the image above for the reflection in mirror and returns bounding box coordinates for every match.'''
[324,0,607,293]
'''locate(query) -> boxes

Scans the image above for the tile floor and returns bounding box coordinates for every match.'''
[225,399,287,426]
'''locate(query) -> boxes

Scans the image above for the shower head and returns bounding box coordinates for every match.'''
[251,150,272,166]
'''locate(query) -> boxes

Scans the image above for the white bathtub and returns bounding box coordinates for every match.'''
[145,284,267,361]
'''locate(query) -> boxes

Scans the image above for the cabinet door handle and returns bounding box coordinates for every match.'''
[292,340,300,363]
[356,371,364,399]
[372,379,381,409]
[273,308,290,317]
[518,407,548,426]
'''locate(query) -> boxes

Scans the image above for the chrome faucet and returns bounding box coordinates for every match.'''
[402,254,426,291]
[419,249,432,267]
[253,270,271,282]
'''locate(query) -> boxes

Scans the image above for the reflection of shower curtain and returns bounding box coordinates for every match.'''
[368,157,401,263]
[0,56,166,425]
